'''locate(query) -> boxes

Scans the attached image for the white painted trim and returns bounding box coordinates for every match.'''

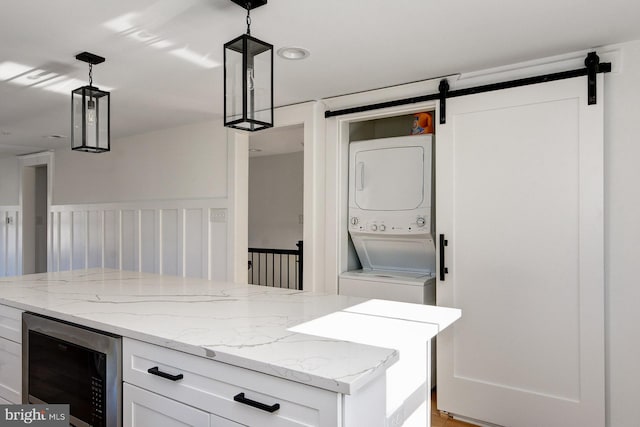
[323,101,438,295]
[227,130,249,283]
[227,101,325,291]
[51,198,228,212]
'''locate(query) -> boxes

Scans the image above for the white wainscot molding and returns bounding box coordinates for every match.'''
[0,207,20,277]
[49,199,229,281]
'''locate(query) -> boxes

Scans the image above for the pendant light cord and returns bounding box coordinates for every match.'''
[89,63,93,87]
[246,2,252,35]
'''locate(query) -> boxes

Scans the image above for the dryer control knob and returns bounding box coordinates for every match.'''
[350,217,359,226]
[379,224,386,231]
[370,224,378,231]
[416,217,426,227]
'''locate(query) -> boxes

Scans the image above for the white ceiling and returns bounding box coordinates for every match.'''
[1,0,639,157]
[249,124,303,157]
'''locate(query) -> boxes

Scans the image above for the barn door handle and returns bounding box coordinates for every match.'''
[439,234,448,281]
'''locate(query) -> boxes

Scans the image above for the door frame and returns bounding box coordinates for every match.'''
[17,151,54,275]
[227,102,326,291]
[324,96,439,294]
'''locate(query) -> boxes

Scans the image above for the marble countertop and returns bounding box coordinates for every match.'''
[0,269,400,394]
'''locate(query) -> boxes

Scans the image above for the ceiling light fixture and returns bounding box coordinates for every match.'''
[224,0,273,132]
[71,52,110,153]
[277,47,310,60]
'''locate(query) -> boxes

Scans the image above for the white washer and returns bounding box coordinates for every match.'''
[339,270,437,389]
[339,269,435,304]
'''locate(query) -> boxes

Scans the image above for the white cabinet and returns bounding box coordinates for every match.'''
[124,383,246,427]
[0,305,23,404]
[124,383,211,427]
[122,338,341,427]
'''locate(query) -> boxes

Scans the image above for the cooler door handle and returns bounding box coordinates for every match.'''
[439,234,449,281]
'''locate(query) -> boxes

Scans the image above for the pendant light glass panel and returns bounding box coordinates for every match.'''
[224,34,273,131]
[71,86,110,152]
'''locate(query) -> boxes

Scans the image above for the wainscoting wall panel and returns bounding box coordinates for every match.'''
[47,199,228,280]
[161,209,179,276]
[59,211,72,272]
[140,209,156,274]
[185,208,205,279]
[88,210,102,269]
[121,210,137,272]
[104,210,118,270]
[0,207,19,277]
[72,211,86,270]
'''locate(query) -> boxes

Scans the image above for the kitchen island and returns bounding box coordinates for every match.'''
[0,269,460,426]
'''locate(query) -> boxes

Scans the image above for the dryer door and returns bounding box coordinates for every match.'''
[354,145,425,211]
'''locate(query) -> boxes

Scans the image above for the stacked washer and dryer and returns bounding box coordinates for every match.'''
[340,132,435,303]
[339,132,437,387]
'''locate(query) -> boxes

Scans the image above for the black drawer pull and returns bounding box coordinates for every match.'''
[233,392,280,413]
[147,366,184,381]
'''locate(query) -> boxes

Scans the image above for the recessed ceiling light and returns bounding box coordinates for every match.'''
[43,134,67,139]
[249,148,262,152]
[277,47,310,60]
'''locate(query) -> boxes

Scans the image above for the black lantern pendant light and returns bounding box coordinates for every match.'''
[224,0,273,131]
[71,52,110,152]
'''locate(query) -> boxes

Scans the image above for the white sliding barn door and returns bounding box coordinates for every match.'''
[436,76,604,427]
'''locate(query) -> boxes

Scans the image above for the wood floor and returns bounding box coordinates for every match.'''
[431,390,479,427]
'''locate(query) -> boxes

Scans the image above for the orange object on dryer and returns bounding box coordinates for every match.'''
[411,112,433,135]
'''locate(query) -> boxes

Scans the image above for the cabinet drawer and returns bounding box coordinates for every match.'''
[0,305,22,343]
[124,383,210,427]
[124,384,244,427]
[123,338,339,427]
[0,337,21,403]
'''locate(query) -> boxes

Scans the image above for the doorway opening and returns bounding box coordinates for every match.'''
[21,165,48,274]
[247,124,304,289]
[19,151,53,275]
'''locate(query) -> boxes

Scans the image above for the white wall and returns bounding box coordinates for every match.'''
[53,120,228,204]
[1,119,231,280]
[603,39,640,427]
[46,119,231,280]
[0,157,19,205]
[248,151,303,250]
